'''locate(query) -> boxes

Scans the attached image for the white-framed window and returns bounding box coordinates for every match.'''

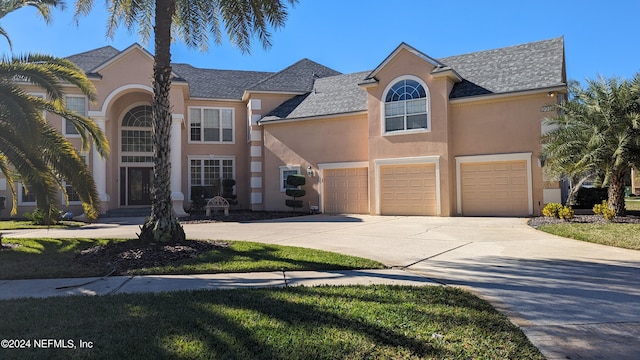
[62,182,82,204]
[189,107,234,143]
[61,154,88,205]
[30,92,46,118]
[121,105,154,164]
[17,182,36,205]
[383,76,430,134]
[279,165,301,192]
[188,156,235,199]
[64,95,87,137]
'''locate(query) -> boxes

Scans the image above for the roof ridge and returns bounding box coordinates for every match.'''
[246,58,340,90]
[439,36,564,62]
[65,45,120,58]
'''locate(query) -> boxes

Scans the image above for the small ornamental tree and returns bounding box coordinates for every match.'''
[285,175,306,211]
[222,179,238,206]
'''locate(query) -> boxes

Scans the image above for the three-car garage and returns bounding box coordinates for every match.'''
[319,153,533,217]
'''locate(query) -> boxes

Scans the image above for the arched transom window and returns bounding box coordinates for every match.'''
[384,78,429,133]
[121,105,153,163]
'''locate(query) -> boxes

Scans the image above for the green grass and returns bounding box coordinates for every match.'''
[0,220,84,230]
[0,238,384,280]
[133,241,383,276]
[537,223,640,250]
[0,285,544,359]
[625,197,640,211]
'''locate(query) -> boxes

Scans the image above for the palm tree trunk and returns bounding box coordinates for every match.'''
[139,0,185,242]
[608,168,628,217]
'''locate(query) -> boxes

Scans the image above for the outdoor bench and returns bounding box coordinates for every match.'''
[205,196,230,217]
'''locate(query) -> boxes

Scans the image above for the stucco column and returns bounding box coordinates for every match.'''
[91,116,110,212]
[171,114,188,216]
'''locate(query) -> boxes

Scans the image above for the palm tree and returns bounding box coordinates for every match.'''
[0,53,110,223]
[0,0,65,49]
[541,75,640,216]
[75,0,297,242]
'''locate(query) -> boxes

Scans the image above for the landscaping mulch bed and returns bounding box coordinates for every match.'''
[75,211,308,275]
[75,239,229,275]
[180,210,308,224]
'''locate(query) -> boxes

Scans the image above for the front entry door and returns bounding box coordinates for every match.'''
[128,167,152,206]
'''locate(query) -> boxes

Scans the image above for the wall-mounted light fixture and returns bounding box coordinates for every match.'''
[547,91,555,97]
[307,166,314,177]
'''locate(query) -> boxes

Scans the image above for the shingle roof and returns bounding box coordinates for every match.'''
[262,38,565,122]
[65,46,274,100]
[171,64,272,99]
[66,46,121,73]
[65,37,565,113]
[439,37,565,98]
[246,58,341,93]
[261,71,369,122]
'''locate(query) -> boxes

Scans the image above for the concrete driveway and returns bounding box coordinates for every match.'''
[5,214,640,359]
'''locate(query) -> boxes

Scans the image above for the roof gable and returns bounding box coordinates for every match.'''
[90,43,155,74]
[364,42,445,82]
[246,58,341,93]
[65,46,121,73]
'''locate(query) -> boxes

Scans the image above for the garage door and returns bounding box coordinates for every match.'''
[460,161,528,216]
[380,164,437,215]
[323,168,369,214]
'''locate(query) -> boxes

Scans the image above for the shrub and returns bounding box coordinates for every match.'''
[592,200,607,215]
[542,202,573,220]
[602,207,616,220]
[542,203,564,218]
[24,208,61,225]
[221,179,238,206]
[593,200,615,220]
[190,186,210,212]
[285,175,306,211]
[558,206,574,220]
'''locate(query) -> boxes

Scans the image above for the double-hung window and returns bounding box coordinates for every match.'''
[18,182,36,205]
[189,157,235,199]
[190,107,234,143]
[383,78,429,134]
[279,165,301,192]
[64,95,87,137]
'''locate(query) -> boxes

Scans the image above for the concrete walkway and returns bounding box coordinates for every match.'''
[0,269,437,300]
[4,214,640,359]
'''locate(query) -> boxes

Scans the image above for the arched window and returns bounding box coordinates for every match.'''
[383,78,429,133]
[121,105,153,163]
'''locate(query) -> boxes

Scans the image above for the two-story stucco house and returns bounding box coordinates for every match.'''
[0,37,566,218]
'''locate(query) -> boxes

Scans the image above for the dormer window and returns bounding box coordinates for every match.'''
[383,77,429,134]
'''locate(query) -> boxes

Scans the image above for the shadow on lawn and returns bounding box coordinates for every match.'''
[0,286,541,359]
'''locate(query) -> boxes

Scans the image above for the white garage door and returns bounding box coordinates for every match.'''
[380,164,437,216]
[460,160,528,216]
[323,168,369,214]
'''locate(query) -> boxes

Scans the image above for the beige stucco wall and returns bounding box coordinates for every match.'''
[262,114,368,212]
[363,48,456,215]
[450,93,555,215]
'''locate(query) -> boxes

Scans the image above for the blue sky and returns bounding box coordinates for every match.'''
[2,0,639,83]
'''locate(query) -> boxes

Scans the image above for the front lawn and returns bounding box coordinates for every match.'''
[0,285,544,359]
[0,220,84,230]
[536,223,640,250]
[0,238,384,280]
[625,197,640,211]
